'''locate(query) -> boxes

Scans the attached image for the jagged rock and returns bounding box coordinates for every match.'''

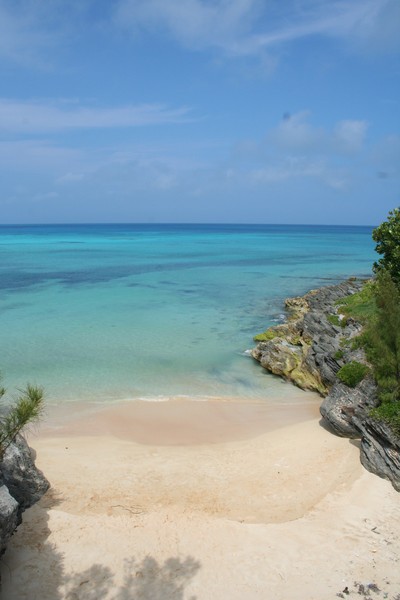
[353,417,400,492]
[259,339,301,376]
[251,279,364,396]
[0,486,19,555]
[252,278,400,492]
[320,378,377,438]
[0,435,49,556]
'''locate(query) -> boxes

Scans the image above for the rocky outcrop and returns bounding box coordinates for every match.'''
[353,417,400,492]
[319,377,378,438]
[0,435,49,556]
[252,279,365,399]
[252,279,400,492]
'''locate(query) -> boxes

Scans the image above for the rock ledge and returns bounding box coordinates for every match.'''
[252,279,400,492]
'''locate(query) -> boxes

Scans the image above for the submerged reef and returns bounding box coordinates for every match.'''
[252,279,400,492]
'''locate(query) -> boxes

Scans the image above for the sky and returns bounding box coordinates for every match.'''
[0,0,399,225]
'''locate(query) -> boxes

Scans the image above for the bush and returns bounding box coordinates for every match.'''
[372,207,400,288]
[337,361,369,388]
[363,270,400,404]
[370,402,400,437]
[253,329,278,342]
[334,349,344,360]
[0,379,44,459]
[336,280,376,324]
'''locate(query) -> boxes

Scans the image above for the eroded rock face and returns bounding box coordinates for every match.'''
[251,279,364,396]
[252,278,400,493]
[0,435,49,556]
[354,418,400,492]
[320,378,378,438]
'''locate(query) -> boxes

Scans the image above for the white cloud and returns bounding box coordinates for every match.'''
[219,112,373,190]
[265,112,368,155]
[1,0,397,73]
[0,139,84,170]
[271,111,325,151]
[0,99,193,133]
[114,0,400,57]
[114,0,261,55]
[0,0,63,66]
[334,120,368,152]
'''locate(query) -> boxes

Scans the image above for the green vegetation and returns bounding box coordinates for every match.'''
[253,329,280,342]
[370,401,400,437]
[362,270,400,405]
[327,314,340,326]
[334,349,344,360]
[327,314,347,327]
[0,378,44,459]
[337,361,369,388]
[335,280,376,324]
[372,207,400,288]
[339,208,400,436]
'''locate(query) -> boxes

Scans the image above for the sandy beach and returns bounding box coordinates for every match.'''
[1,397,399,600]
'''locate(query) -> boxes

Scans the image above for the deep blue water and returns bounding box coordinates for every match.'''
[0,223,375,404]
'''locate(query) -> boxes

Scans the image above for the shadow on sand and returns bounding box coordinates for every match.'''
[0,489,201,600]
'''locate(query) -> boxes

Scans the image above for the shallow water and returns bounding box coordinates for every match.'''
[0,223,375,405]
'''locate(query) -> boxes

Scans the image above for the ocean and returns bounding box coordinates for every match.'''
[0,223,375,406]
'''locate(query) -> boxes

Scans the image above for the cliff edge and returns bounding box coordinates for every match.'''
[252,279,400,492]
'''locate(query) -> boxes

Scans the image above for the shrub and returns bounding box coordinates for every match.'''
[337,361,369,388]
[363,270,400,404]
[327,314,347,328]
[253,329,278,342]
[370,402,400,437]
[334,349,344,360]
[336,280,376,324]
[372,207,400,289]
[0,380,44,459]
[327,314,340,326]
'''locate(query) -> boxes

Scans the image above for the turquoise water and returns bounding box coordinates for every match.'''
[0,224,375,405]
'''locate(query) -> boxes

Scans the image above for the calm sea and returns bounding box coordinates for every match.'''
[0,224,375,405]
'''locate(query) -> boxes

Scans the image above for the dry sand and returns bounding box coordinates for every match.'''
[1,397,399,600]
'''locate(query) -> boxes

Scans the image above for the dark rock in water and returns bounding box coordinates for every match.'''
[0,435,49,556]
[251,279,364,396]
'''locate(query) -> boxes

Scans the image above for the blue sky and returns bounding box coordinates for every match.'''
[0,0,399,225]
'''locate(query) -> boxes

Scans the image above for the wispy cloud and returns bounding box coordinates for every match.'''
[0,0,63,66]
[114,0,400,57]
[1,0,397,72]
[0,99,193,134]
[268,112,368,155]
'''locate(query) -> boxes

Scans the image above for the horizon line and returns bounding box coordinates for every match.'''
[0,221,377,228]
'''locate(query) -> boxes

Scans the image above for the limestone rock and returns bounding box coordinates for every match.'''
[0,435,49,556]
[0,485,19,555]
[320,377,377,438]
[252,278,400,492]
[353,417,400,492]
[259,339,301,376]
[252,279,363,396]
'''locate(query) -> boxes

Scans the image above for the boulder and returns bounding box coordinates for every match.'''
[353,417,400,492]
[320,377,377,438]
[0,435,49,556]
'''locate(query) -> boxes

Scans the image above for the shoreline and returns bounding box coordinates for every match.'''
[35,393,320,445]
[2,396,400,599]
